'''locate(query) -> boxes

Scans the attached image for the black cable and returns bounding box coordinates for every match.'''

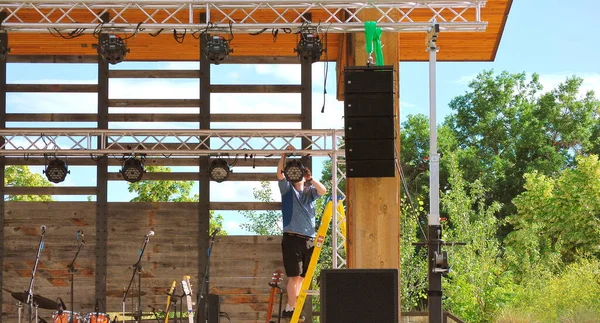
[321,23,331,113]
[173,29,187,44]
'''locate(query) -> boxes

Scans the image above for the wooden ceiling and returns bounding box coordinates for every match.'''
[3,0,512,62]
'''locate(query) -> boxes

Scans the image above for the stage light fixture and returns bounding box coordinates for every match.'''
[283,159,306,183]
[208,159,231,183]
[294,31,324,63]
[44,157,69,184]
[203,35,233,65]
[120,157,145,183]
[98,34,130,65]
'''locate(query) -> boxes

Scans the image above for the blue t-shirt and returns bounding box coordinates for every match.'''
[278,179,321,237]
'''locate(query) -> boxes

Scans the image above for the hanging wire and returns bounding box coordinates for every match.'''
[320,23,331,113]
[396,158,427,240]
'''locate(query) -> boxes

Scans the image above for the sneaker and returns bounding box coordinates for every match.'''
[281,310,294,318]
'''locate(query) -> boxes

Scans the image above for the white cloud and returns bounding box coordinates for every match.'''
[455,73,478,85]
[538,72,600,96]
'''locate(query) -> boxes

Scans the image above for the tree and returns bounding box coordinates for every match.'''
[128,166,226,234]
[444,71,599,234]
[5,165,53,201]
[506,154,600,274]
[440,152,511,323]
[240,181,282,235]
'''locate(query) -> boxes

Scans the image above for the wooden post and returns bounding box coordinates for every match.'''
[344,9,402,317]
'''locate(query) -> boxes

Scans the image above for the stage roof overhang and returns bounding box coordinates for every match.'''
[0,0,512,62]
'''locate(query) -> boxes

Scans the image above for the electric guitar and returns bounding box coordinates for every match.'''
[265,270,283,323]
[182,275,194,323]
[164,280,177,323]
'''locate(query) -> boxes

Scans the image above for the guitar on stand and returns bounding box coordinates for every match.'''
[182,276,194,323]
[265,270,283,323]
[164,280,177,323]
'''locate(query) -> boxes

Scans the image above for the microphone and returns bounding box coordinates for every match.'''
[210,228,221,240]
[41,225,46,234]
[59,297,66,311]
[146,231,155,237]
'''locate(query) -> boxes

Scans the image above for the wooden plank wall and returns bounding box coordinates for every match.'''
[2,202,283,323]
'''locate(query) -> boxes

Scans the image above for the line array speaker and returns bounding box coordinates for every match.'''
[344,66,396,178]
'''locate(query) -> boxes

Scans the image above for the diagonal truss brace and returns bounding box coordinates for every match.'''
[0,0,487,33]
[0,128,345,156]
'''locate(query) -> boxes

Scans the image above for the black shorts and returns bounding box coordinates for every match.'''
[281,233,315,277]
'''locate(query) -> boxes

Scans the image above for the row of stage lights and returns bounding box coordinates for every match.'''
[93,31,324,65]
[44,156,308,184]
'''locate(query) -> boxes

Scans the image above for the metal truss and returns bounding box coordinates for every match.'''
[0,128,344,156]
[0,127,349,265]
[0,0,487,34]
[331,155,347,269]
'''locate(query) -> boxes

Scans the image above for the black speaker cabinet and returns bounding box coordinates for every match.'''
[195,293,220,323]
[344,117,394,140]
[345,93,394,117]
[321,269,399,323]
[345,139,394,160]
[344,66,394,94]
[346,160,395,177]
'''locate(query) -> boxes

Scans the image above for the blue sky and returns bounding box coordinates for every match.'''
[5,0,599,234]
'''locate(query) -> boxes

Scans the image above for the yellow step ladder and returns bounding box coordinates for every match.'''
[290,199,346,323]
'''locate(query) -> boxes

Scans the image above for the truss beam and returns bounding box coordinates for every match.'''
[0,0,487,33]
[0,128,344,156]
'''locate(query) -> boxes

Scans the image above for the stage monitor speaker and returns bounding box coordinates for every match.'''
[195,293,220,323]
[344,66,394,94]
[320,269,398,323]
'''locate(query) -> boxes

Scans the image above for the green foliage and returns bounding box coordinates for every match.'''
[128,166,197,202]
[5,165,53,201]
[441,152,511,322]
[400,195,427,311]
[498,258,600,323]
[240,181,282,235]
[444,71,599,230]
[127,166,225,234]
[506,155,600,278]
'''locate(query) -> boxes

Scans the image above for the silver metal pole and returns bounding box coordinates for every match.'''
[331,131,338,269]
[427,23,443,323]
[428,35,440,227]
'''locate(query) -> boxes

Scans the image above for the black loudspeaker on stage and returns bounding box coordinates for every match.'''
[344,66,396,178]
[320,269,399,323]
[196,294,220,323]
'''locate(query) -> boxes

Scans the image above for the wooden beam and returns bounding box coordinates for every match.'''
[4,186,97,195]
[210,202,280,210]
[210,85,302,93]
[109,99,200,108]
[346,7,401,315]
[7,55,98,63]
[5,157,279,167]
[107,172,275,181]
[211,114,301,122]
[5,84,98,93]
[6,113,97,122]
[109,70,200,78]
[5,113,300,123]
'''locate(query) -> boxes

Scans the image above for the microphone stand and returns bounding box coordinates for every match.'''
[27,227,46,323]
[67,238,84,323]
[123,233,151,323]
[195,232,217,323]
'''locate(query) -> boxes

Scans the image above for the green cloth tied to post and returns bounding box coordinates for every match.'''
[364,21,384,65]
